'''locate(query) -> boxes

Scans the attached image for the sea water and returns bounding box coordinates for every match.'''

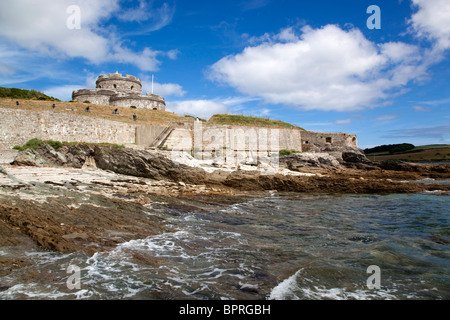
[0,192,448,300]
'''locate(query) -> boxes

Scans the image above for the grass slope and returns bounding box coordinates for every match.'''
[209,114,304,130]
[1,99,303,130]
[368,145,450,162]
[0,86,59,101]
[0,98,187,126]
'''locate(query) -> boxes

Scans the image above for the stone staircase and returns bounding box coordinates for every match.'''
[149,124,174,149]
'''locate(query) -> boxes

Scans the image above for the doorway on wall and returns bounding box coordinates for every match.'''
[326,137,332,143]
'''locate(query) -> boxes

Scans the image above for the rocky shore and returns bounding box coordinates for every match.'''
[0,144,449,278]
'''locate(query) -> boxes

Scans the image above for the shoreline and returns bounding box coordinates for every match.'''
[0,144,449,281]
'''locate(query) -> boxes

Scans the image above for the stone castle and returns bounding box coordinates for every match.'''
[72,72,166,111]
[0,71,360,165]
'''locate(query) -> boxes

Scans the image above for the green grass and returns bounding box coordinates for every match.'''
[184,114,206,122]
[0,86,59,101]
[279,149,302,156]
[13,138,125,152]
[208,114,304,130]
[411,144,450,151]
[13,138,63,151]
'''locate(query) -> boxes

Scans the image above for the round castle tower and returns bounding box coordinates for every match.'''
[72,72,165,111]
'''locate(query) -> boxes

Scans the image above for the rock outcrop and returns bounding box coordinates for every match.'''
[10,144,450,194]
[0,143,448,270]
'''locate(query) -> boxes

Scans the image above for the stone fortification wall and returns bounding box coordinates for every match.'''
[0,108,359,164]
[110,95,165,110]
[72,89,115,105]
[0,108,136,150]
[301,131,358,153]
[135,125,166,146]
[163,124,303,154]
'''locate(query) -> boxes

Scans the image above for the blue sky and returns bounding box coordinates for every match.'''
[0,0,449,148]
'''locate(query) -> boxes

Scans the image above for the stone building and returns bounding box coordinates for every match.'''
[72,72,166,111]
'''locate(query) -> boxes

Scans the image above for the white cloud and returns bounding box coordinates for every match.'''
[335,119,352,124]
[241,0,271,11]
[152,83,186,97]
[383,125,450,140]
[0,61,14,75]
[44,85,81,101]
[44,72,97,101]
[376,114,399,121]
[166,100,229,120]
[166,49,180,60]
[210,25,426,112]
[119,0,175,34]
[410,0,450,50]
[412,105,431,112]
[0,0,174,71]
[140,76,186,97]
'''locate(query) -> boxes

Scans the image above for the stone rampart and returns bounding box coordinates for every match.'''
[0,108,359,162]
[164,123,303,154]
[110,95,166,110]
[301,131,358,153]
[0,108,136,150]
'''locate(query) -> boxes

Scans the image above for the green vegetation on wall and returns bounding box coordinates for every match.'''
[208,114,304,130]
[13,138,125,152]
[279,149,302,156]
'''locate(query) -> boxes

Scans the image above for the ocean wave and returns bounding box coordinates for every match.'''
[268,268,400,300]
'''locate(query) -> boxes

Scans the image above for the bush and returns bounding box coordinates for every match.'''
[279,149,302,156]
[13,138,44,151]
[13,138,64,151]
[46,140,64,150]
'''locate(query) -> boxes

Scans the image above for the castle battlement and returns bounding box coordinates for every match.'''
[73,89,96,95]
[146,93,166,101]
[96,73,140,82]
[96,73,142,86]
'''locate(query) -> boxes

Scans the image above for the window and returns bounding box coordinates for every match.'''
[131,86,134,90]
[326,137,332,143]
[114,84,117,89]
[303,141,309,144]
[153,108,158,110]
[130,106,137,109]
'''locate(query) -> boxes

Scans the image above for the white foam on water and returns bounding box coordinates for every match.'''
[268,268,400,300]
[299,286,398,300]
[268,269,303,300]
[0,283,86,300]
